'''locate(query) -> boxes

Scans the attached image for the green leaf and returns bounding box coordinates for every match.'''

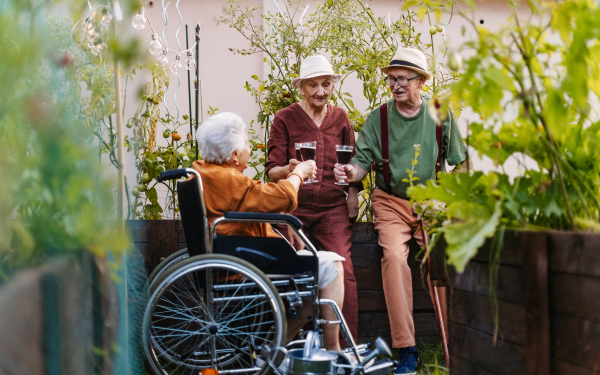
[146,187,158,205]
[442,200,503,272]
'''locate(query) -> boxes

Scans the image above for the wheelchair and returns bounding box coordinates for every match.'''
[142,168,396,375]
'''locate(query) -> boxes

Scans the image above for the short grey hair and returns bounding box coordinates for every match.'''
[196,112,247,164]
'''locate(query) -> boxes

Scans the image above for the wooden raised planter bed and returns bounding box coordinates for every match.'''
[442,230,600,374]
[0,255,118,375]
[127,220,441,347]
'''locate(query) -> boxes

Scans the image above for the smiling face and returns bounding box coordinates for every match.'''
[299,76,334,110]
[386,66,426,105]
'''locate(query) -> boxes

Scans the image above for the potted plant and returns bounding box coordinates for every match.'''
[408,0,600,373]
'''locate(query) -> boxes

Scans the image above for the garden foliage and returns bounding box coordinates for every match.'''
[220,0,457,221]
[0,0,139,278]
[125,65,200,219]
[409,0,600,272]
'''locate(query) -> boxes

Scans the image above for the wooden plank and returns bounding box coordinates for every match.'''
[448,289,526,346]
[448,321,526,375]
[126,220,151,243]
[351,222,378,244]
[358,312,440,347]
[357,291,434,313]
[548,231,600,278]
[351,243,383,268]
[149,220,178,274]
[522,232,550,375]
[470,230,532,267]
[354,267,428,292]
[551,313,600,373]
[354,267,383,290]
[450,260,524,305]
[550,273,600,323]
[551,358,600,375]
[449,355,496,375]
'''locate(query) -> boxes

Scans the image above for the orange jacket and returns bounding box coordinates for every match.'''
[192,161,298,237]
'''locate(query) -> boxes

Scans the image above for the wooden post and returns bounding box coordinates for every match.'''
[523,232,550,375]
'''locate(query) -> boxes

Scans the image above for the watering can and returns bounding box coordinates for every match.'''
[267,331,393,375]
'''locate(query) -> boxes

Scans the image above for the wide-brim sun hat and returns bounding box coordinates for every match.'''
[380,47,432,80]
[291,55,342,89]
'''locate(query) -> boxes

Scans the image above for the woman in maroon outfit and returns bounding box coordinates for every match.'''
[265,55,361,340]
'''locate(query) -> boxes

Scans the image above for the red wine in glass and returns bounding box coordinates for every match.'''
[298,141,318,183]
[335,145,354,185]
[300,147,316,161]
[336,150,352,165]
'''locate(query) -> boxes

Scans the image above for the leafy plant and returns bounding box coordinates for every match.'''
[125,65,198,219]
[221,0,458,220]
[0,0,139,278]
[409,0,600,272]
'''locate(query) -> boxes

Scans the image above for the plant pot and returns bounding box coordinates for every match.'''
[440,230,600,374]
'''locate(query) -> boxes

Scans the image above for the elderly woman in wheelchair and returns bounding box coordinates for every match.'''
[142,112,394,375]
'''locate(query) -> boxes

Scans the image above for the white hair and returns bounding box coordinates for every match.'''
[196,112,247,164]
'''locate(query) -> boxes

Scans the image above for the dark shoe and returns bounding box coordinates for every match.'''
[394,347,420,375]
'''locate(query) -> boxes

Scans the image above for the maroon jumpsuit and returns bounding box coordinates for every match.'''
[265,103,361,340]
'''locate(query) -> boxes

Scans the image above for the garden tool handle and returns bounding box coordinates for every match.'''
[419,220,450,369]
[303,330,322,359]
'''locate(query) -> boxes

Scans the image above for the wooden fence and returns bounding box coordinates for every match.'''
[127,220,440,346]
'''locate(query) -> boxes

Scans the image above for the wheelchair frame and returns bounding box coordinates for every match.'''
[142,168,367,375]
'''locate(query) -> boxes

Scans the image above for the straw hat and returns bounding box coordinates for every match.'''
[380,47,431,80]
[291,55,342,89]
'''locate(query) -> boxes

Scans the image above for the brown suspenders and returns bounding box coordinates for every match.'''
[379,102,444,190]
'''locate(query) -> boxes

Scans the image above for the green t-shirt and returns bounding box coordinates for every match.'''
[352,96,468,199]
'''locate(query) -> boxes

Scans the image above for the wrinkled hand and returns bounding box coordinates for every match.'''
[288,158,301,173]
[295,160,317,180]
[347,192,359,220]
[334,163,353,183]
[287,226,305,250]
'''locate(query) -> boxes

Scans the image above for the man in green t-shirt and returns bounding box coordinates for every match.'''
[334,47,467,374]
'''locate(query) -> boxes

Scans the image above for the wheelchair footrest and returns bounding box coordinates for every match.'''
[363,359,396,375]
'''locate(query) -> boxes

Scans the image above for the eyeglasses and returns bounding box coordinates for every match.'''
[384,75,422,87]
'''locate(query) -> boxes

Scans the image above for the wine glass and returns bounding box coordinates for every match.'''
[294,143,302,161]
[335,145,353,185]
[298,141,318,183]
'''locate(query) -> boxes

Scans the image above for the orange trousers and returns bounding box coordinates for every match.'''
[372,188,447,348]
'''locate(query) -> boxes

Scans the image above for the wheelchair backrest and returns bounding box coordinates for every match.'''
[177,178,209,257]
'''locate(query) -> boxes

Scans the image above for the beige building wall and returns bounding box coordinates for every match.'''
[122,0,531,215]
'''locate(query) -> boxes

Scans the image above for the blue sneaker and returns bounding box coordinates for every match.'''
[394,347,420,374]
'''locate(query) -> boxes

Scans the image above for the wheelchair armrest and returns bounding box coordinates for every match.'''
[223,212,302,230]
[158,168,197,182]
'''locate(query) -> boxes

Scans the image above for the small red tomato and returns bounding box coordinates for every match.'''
[172,132,182,141]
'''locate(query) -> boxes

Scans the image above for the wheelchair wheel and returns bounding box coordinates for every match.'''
[145,248,189,289]
[143,254,287,375]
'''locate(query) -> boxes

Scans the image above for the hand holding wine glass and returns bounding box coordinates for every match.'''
[294,160,317,181]
[334,145,353,185]
[298,141,318,183]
